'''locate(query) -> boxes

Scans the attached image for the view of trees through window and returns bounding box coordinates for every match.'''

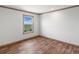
[23,15,33,33]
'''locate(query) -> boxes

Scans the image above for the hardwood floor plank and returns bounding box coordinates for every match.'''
[0,36,79,54]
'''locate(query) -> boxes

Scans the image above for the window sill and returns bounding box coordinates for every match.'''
[23,31,33,34]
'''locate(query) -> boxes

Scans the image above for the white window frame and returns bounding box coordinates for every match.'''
[23,15,34,34]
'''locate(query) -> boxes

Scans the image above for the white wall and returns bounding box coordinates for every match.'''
[0,7,40,46]
[40,7,79,46]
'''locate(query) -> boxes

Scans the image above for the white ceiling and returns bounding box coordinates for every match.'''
[4,5,73,14]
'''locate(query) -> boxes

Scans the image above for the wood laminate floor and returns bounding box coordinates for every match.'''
[0,36,79,54]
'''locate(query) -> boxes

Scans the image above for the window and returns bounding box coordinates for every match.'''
[23,15,34,34]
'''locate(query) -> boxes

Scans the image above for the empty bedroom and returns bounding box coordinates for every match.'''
[0,5,79,54]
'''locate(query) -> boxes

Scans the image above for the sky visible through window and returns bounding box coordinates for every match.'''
[24,16,32,25]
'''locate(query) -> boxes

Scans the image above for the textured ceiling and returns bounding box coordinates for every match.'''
[4,5,73,14]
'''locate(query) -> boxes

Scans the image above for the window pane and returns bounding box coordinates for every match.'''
[23,15,33,33]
